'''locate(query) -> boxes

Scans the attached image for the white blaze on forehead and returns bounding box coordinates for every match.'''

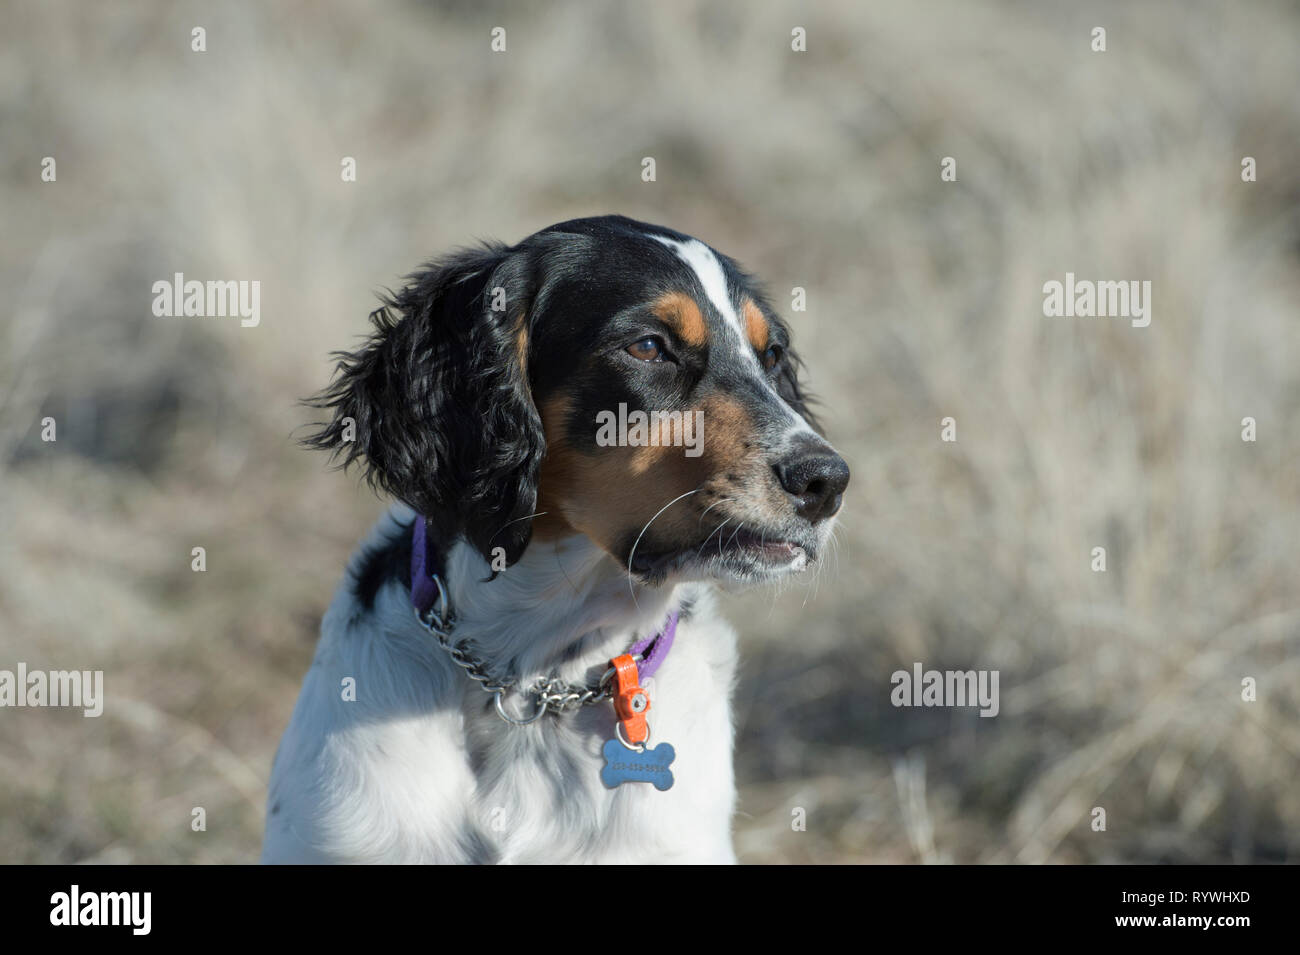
[650,235,754,360]
[650,232,814,437]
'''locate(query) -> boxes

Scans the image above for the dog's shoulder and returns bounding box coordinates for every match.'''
[264,509,742,864]
[264,508,492,863]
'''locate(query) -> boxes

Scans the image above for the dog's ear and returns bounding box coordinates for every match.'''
[304,244,543,567]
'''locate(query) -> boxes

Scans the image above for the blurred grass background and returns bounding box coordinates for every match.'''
[2,0,1297,863]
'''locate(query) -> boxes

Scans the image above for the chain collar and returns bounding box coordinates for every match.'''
[414,571,672,726]
[409,518,678,726]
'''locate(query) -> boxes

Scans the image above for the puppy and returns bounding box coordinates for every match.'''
[262,215,849,863]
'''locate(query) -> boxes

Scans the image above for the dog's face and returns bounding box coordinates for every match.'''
[308,215,848,586]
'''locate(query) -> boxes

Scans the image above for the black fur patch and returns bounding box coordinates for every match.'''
[349,520,415,610]
[302,246,546,567]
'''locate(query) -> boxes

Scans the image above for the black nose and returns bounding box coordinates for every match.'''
[774,441,850,523]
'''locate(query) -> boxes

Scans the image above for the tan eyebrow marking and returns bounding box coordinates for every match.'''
[652,291,709,347]
[741,299,770,352]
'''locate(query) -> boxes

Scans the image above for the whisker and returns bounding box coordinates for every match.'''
[697,497,733,526]
[698,518,731,559]
[724,522,745,550]
[487,510,550,544]
[626,488,701,604]
[553,544,579,596]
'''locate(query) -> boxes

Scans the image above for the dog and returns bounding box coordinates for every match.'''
[261,215,849,863]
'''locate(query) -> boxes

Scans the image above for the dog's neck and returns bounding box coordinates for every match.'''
[435,531,683,687]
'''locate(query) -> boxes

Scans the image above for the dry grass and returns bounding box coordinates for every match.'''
[2,0,1297,863]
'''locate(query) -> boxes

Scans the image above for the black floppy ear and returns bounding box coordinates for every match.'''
[304,244,543,566]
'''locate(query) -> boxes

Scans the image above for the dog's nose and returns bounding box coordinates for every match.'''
[774,440,850,523]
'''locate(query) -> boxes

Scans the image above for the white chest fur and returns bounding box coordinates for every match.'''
[262,507,739,864]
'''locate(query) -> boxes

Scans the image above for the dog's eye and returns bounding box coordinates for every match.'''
[761,343,785,371]
[626,337,666,362]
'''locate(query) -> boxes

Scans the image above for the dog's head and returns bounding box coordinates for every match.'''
[306,215,849,586]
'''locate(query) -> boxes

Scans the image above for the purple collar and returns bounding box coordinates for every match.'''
[625,610,677,681]
[409,516,444,621]
[409,517,678,681]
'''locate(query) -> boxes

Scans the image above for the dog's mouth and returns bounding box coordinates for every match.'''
[628,525,815,584]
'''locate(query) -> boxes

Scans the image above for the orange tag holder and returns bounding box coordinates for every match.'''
[610,653,651,746]
[600,653,676,791]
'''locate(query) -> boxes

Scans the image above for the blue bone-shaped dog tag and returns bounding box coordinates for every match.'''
[600,739,675,791]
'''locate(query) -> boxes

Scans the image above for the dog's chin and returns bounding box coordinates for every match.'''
[626,527,818,588]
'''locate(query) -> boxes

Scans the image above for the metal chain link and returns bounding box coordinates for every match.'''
[414,576,626,723]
